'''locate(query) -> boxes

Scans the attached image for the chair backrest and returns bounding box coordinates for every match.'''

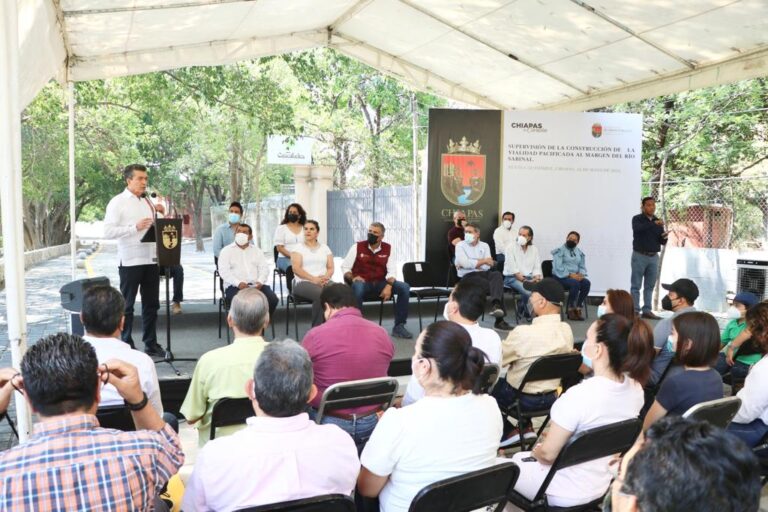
[479,364,501,394]
[403,261,440,289]
[210,397,253,440]
[518,353,583,394]
[388,358,413,377]
[237,494,355,512]
[96,404,135,431]
[541,259,553,278]
[683,396,742,429]
[408,462,520,512]
[533,418,642,502]
[273,245,279,263]
[285,265,295,294]
[315,377,399,422]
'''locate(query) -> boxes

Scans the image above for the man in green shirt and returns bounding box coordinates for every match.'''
[181,287,271,446]
[715,292,761,382]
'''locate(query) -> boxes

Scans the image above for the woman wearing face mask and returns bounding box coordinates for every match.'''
[714,292,760,383]
[503,225,542,320]
[274,202,307,272]
[507,314,653,508]
[551,231,591,321]
[291,220,334,326]
[598,289,636,322]
[642,312,723,431]
[358,321,502,512]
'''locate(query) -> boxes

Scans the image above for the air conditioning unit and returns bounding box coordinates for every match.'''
[736,258,768,301]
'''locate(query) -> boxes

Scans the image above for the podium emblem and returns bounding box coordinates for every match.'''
[162,224,179,250]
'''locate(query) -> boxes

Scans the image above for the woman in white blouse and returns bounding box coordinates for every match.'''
[358,321,502,512]
[290,220,334,326]
[273,202,306,272]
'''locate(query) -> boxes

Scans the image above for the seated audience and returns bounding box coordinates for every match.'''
[273,202,306,273]
[291,220,334,327]
[341,222,412,339]
[715,291,761,382]
[183,341,360,512]
[503,225,542,320]
[181,288,270,446]
[648,278,698,385]
[611,416,761,512]
[508,314,653,508]
[213,201,243,260]
[218,223,279,318]
[728,301,768,447]
[494,278,574,446]
[643,312,722,430]
[302,284,395,446]
[358,321,502,512]
[0,333,183,510]
[403,279,502,405]
[446,210,467,261]
[551,231,591,321]
[598,289,636,321]
[455,222,513,330]
[492,211,516,267]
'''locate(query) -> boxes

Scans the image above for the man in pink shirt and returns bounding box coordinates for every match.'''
[303,283,395,447]
[182,341,360,512]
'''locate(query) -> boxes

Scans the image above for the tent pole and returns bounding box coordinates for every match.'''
[68,82,76,280]
[411,92,420,261]
[0,0,32,441]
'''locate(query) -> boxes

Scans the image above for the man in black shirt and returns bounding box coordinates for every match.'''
[630,197,668,319]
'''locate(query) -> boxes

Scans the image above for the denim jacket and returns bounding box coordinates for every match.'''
[551,245,587,278]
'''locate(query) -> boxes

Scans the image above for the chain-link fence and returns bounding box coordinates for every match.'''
[642,176,768,250]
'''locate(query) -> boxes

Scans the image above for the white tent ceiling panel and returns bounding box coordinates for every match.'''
[228,0,353,40]
[408,0,511,28]
[481,70,582,108]
[18,0,66,108]
[588,0,737,34]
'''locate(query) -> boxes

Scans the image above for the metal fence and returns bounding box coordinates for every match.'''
[326,186,417,268]
[642,176,768,250]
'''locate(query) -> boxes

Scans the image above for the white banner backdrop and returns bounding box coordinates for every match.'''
[502,111,642,296]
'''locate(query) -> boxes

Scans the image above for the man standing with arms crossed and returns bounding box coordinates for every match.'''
[631,196,668,319]
[104,164,166,356]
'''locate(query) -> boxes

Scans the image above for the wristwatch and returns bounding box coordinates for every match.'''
[125,392,149,411]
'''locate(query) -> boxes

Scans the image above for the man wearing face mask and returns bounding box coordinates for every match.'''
[218,224,279,319]
[213,201,244,260]
[503,225,542,321]
[342,222,413,339]
[714,291,760,382]
[402,279,502,406]
[492,211,516,268]
[648,278,698,386]
[631,197,668,319]
[446,210,468,261]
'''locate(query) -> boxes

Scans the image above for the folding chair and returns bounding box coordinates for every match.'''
[754,432,768,487]
[315,377,399,425]
[387,358,413,377]
[402,261,451,330]
[285,266,314,339]
[507,418,642,512]
[236,494,355,512]
[683,396,742,429]
[409,462,520,512]
[272,246,286,306]
[479,363,501,394]
[210,397,253,440]
[501,353,583,451]
[213,256,221,305]
[96,404,136,431]
[542,260,588,320]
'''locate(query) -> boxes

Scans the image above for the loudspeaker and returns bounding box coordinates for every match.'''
[59,277,110,313]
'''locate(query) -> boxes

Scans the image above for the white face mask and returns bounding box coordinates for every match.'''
[502,220,512,230]
[235,232,249,246]
[726,306,742,320]
[597,305,607,318]
[464,233,476,244]
[443,302,452,321]
[517,235,528,246]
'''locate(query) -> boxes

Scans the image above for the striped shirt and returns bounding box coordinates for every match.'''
[0,414,184,511]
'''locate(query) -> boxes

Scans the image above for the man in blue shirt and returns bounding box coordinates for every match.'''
[213,201,244,261]
[631,197,668,319]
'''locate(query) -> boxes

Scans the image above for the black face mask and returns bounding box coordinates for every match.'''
[661,295,674,311]
[367,233,379,245]
[286,213,299,223]
[565,240,577,249]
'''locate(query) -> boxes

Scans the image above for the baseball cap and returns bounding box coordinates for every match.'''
[661,278,699,304]
[523,277,565,305]
[733,292,760,309]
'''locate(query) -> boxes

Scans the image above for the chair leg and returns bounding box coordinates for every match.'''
[226,319,231,344]
[271,317,276,339]
[417,297,423,331]
[379,300,384,326]
[294,302,299,340]
[213,274,217,304]
[285,300,290,335]
[218,299,222,339]
[278,273,284,305]
[434,295,442,323]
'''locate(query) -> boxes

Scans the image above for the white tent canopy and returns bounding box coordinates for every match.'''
[18,0,768,110]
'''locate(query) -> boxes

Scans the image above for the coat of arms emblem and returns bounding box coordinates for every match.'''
[441,137,485,206]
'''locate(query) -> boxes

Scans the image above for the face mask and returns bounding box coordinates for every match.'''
[517,235,528,246]
[464,233,476,244]
[502,220,512,230]
[367,232,379,245]
[286,213,299,223]
[443,302,451,321]
[726,306,742,320]
[565,240,577,249]
[581,344,593,369]
[665,334,675,353]
[597,305,607,318]
[460,219,468,228]
[228,213,241,224]
[661,295,674,311]
[235,232,249,246]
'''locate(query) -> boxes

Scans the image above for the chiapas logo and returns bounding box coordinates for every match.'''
[441,137,486,207]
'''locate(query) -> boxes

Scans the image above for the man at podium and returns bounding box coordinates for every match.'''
[104,164,165,356]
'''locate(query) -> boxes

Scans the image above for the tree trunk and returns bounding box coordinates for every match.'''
[649,98,675,197]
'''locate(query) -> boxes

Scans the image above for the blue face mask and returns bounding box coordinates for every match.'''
[596,305,607,318]
[228,212,241,224]
[665,335,675,353]
[464,233,476,244]
[581,344,593,369]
